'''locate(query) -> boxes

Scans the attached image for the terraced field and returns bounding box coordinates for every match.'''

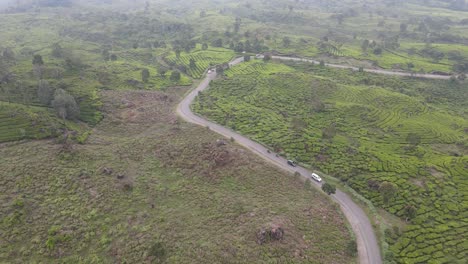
[193,60,468,263]
[165,46,235,79]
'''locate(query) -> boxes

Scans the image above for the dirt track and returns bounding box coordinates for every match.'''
[177,56,388,264]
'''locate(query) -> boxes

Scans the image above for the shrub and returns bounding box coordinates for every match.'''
[51,89,80,120]
[322,183,336,195]
[148,241,167,262]
[346,240,358,256]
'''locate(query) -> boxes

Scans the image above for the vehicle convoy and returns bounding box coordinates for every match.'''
[311,173,322,182]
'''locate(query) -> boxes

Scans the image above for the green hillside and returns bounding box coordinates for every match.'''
[193,59,468,263]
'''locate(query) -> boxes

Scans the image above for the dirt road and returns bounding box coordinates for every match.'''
[270,55,452,80]
[177,56,385,264]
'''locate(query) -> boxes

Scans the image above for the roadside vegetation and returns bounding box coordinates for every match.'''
[0,89,356,263]
[193,59,467,263]
[1,0,467,263]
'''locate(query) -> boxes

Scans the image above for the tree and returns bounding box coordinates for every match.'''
[379,182,397,204]
[373,47,383,55]
[52,89,80,120]
[63,51,85,71]
[170,71,181,81]
[200,10,207,18]
[234,17,241,33]
[37,80,53,105]
[32,54,44,66]
[319,60,325,67]
[212,38,223,47]
[2,48,15,62]
[51,43,63,58]
[406,133,421,146]
[110,54,117,61]
[404,204,417,220]
[189,58,197,69]
[158,67,168,78]
[175,49,181,59]
[346,240,358,256]
[322,183,336,195]
[361,39,370,53]
[141,68,150,83]
[322,124,336,139]
[202,43,208,50]
[235,42,244,52]
[282,37,291,48]
[243,55,251,62]
[263,54,271,62]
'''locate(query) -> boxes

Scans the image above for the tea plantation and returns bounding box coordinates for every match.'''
[193,60,468,263]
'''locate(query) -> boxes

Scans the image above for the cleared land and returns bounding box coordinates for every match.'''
[0,88,356,263]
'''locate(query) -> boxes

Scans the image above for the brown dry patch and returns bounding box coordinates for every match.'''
[428,167,445,179]
[153,136,247,181]
[410,178,426,188]
[91,90,182,138]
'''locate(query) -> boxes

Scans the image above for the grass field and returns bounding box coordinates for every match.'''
[0,88,356,263]
[193,59,468,263]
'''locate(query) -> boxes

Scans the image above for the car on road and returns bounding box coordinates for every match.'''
[287,160,297,167]
[311,173,322,182]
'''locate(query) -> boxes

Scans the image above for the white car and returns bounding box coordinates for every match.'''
[311,173,322,182]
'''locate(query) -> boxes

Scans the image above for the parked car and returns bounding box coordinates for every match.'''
[287,160,297,167]
[311,173,322,182]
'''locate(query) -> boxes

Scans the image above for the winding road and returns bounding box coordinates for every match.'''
[177,56,451,263]
[269,55,452,80]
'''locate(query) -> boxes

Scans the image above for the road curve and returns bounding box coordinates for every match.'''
[177,56,382,264]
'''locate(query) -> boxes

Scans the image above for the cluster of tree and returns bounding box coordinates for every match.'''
[172,39,197,54]
[230,38,266,53]
[36,78,80,120]
[0,48,15,83]
[361,39,383,55]
[420,47,445,62]
[52,88,80,120]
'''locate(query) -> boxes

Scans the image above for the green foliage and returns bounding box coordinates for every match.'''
[141,68,150,83]
[346,240,358,257]
[52,89,80,120]
[322,183,336,195]
[379,182,397,204]
[32,54,44,65]
[170,71,181,81]
[37,80,53,105]
[148,242,167,262]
